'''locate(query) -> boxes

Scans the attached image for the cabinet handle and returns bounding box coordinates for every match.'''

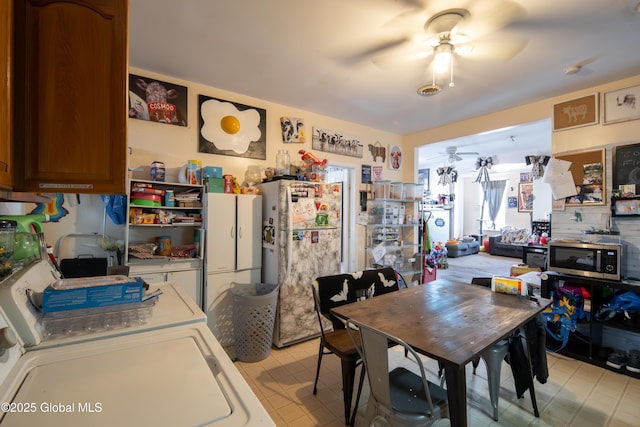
[238,226,243,239]
[231,226,235,240]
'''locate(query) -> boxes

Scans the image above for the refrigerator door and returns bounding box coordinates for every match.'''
[262,180,342,347]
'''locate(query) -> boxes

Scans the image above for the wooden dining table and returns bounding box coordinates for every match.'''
[330,278,551,427]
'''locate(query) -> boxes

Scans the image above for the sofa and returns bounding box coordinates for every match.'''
[446,238,480,258]
[488,227,532,259]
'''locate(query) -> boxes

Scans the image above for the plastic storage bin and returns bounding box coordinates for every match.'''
[373,180,390,199]
[390,182,404,199]
[232,282,279,362]
[404,183,422,201]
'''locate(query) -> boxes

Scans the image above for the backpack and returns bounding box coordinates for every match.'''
[540,285,589,353]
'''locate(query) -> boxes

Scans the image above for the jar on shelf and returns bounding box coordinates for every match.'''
[276,150,290,176]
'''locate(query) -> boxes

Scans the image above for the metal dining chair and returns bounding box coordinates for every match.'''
[311,268,403,425]
[346,318,450,427]
[470,276,539,421]
[310,283,364,426]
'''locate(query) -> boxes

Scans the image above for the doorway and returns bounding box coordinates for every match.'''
[325,164,357,273]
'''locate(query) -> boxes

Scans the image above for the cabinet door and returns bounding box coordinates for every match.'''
[167,269,202,308]
[13,0,127,194]
[236,195,262,271]
[0,0,12,189]
[206,194,236,272]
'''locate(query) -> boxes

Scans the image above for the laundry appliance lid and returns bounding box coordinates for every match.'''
[0,322,272,426]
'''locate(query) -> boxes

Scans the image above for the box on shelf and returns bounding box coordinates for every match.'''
[203,166,223,179]
[206,178,225,193]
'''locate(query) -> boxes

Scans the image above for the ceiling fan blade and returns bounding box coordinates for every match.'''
[461,0,527,40]
[459,38,528,62]
[457,151,479,156]
[337,36,412,66]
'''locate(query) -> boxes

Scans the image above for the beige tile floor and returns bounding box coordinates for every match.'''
[235,337,640,427]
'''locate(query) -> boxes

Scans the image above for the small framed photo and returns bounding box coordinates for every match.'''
[518,182,534,212]
[507,196,517,209]
[552,198,566,211]
[519,172,532,182]
[552,93,599,131]
[280,117,305,143]
[603,85,640,124]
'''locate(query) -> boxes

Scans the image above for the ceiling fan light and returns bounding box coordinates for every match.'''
[433,43,453,74]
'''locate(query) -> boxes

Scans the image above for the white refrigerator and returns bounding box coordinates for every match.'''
[205,193,262,347]
[261,180,342,347]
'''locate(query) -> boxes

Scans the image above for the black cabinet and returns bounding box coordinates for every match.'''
[541,272,640,378]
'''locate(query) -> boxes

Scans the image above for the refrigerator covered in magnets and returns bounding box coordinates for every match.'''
[261,180,342,347]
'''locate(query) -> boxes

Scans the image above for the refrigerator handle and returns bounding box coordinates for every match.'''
[286,186,293,274]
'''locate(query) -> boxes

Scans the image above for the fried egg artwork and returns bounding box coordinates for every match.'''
[198,95,266,159]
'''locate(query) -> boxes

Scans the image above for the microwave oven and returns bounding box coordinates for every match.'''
[547,241,623,281]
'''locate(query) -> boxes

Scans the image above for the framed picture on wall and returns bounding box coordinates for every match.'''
[603,84,640,124]
[389,145,402,170]
[507,196,517,209]
[418,168,429,192]
[552,93,599,131]
[518,182,534,212]
[552,198,566,211]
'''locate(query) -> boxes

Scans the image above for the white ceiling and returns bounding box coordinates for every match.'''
[129,0,640,172]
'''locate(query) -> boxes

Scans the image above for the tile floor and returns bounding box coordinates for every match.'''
[235,335,640,427]
[234,253,640,426]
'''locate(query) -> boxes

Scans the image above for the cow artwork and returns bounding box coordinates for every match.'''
[368,143,386,162]
[280,117,305,143]
[552,94,598,131]
[311,127,363,158]
[128,74,188,127]
[389,145,402,170]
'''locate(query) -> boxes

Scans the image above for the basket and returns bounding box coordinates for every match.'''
[231,282,279,362]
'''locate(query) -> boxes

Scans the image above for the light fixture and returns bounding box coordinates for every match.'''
[433,43,453,74]
[417,10,466,96]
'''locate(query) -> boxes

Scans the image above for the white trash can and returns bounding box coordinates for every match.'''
[231,282,279,362]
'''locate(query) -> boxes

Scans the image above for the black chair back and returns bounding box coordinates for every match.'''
[315,267,399,330]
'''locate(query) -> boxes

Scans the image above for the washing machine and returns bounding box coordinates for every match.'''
[0,260,274,426]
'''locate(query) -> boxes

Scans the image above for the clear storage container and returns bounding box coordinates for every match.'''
[390,182,404,199]
[373,180,390,199]
[404,183,423,201]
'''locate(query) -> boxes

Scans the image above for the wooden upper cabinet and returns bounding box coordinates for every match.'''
[13,0,128,194]
[0,0,13,189]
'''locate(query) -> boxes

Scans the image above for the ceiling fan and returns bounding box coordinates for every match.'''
[439,146,479,162]
[350,1,528,94]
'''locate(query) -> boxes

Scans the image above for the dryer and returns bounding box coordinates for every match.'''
[0,260,274,426]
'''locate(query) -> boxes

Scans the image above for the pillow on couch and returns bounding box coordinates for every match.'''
[500,226,531,244]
